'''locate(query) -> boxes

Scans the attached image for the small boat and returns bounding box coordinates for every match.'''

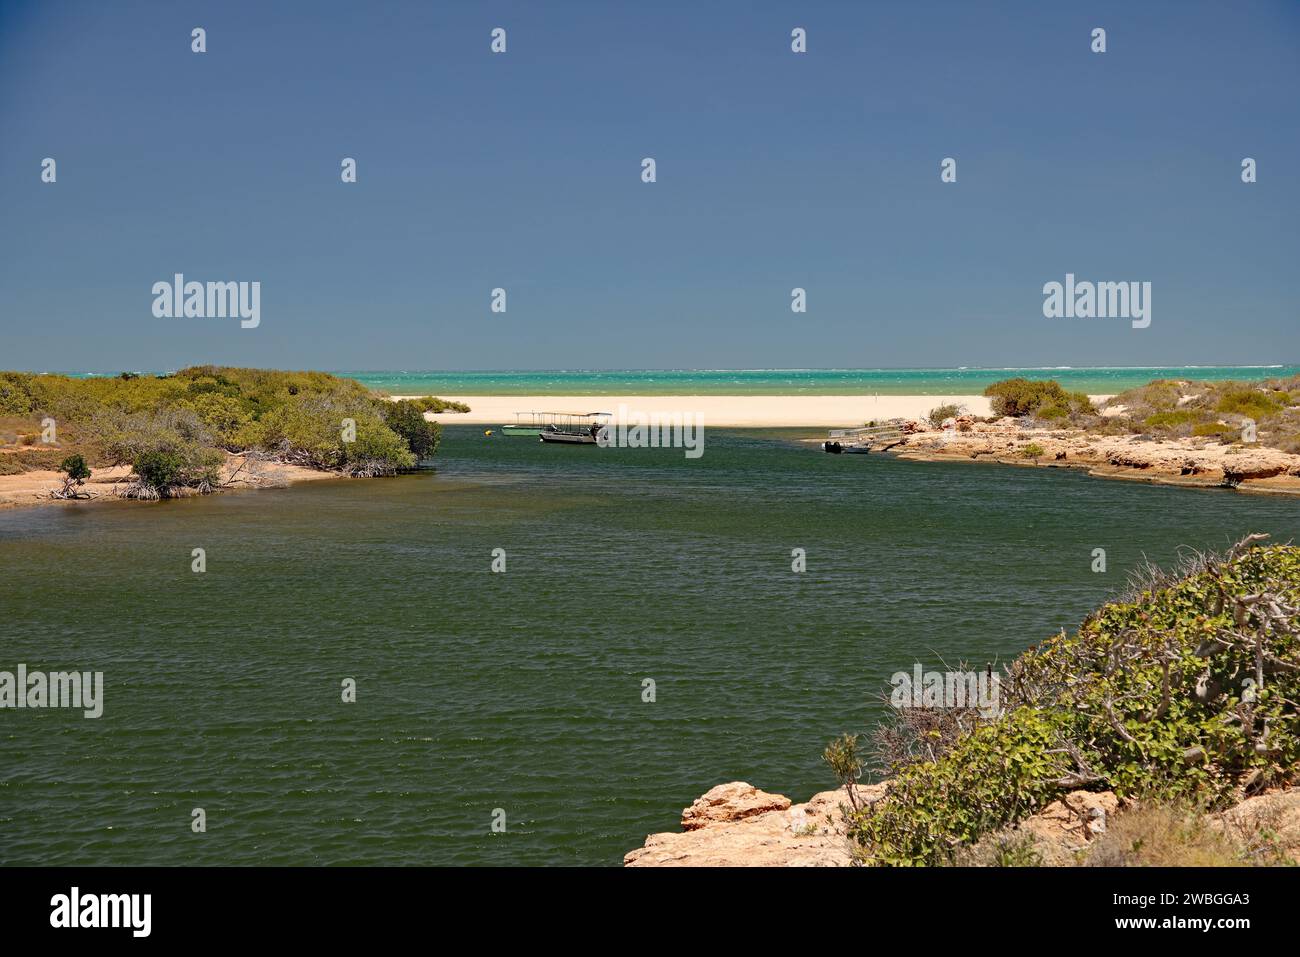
[500,411,611,437]
[539,426,598,444]
[535,412,612,445]
[821,424,906,454]
[821,441,871,454]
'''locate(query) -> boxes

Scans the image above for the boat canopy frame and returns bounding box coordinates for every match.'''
[512,411,612,431]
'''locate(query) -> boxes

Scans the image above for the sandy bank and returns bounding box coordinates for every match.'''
[401,394,1113,429]
[0,453,335,513]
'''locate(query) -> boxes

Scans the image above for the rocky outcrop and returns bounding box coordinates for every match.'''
[626,784,1300,866]
[624,782,885,867]
[1212,788,1300,863]
[680,782,791,830]
[894,419,1300,495]
[966,790,1122,865]
[1016,790,1120,862]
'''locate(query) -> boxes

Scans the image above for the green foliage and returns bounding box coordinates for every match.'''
[0,373,37,415]
[1215,387,1284,418]
[92,408,224,494]
[984,378,1071,417]
[257,396,415,475]
[823,734,863,790]
[1102,377,1300,451]
[982,833,1044,867]
[342,418,417,476]
[58,454,90,483]
[1121,379,1185,412]
[953,830,1046,867]
[1192,422,1238,440]
[1144,410,1198,429]
[408,396,471,414]
[1021,442,1045,458]
[382,400,442,460]
[1067,391,1096,415]
[133,450,186,489]
[927,404,961,428]
[0,368,442,485]
[3,449,68,472]
[186,392,255,447]
[847,542,1300,865]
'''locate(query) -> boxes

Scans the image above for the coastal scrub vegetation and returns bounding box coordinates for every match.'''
[841,535,1300,866]
[1103,376,1300,452]
[0,367,453,496]
[926,403,963,428]
[983,378,1094,420]
[976,374,1300,454]
[53,454,91,499]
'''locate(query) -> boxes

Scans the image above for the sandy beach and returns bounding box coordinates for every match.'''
[404,394,1113,429]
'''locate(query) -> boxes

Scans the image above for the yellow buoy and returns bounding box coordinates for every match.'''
[484,429,493,436]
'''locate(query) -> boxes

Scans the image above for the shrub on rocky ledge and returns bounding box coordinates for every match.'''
[984,378,1093,419]
[847,536,1300,865]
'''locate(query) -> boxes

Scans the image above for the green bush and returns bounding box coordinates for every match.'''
[382,400,442,460]
[257,397,415,475]
[409,396,470,414]
[1216,387,1284,419]
[984,379,1068,417]
[926,404,961,428]
[133,450,186,489]
[59,454,91,483]
[1192,422,1238,440]
[185,392,255,447]
[0,373,36,415]
[342,418,417,476]
[1144,410,1197,429]
[1067,391,1096,415]
[847,540,1300,865]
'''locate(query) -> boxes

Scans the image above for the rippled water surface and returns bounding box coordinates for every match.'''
[1,428,1297,865]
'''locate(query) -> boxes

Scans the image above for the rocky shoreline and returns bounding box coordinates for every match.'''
[889,416,1300,495]
[624,781,1300,866]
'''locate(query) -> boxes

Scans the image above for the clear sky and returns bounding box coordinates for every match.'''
[1,0,1296,372]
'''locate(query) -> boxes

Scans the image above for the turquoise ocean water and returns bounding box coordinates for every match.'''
[343,367,1298,396]
[56,367,1300,396]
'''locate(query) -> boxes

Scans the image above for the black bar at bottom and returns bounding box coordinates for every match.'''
[0,865,1285,943]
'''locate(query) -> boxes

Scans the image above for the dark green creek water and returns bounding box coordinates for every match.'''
[1,427,1296,865]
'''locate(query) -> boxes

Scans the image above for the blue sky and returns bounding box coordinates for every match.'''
[1,0,1296,372]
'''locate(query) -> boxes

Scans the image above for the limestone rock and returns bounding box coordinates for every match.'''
[625,782,886,867]
[680,782,791,830]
